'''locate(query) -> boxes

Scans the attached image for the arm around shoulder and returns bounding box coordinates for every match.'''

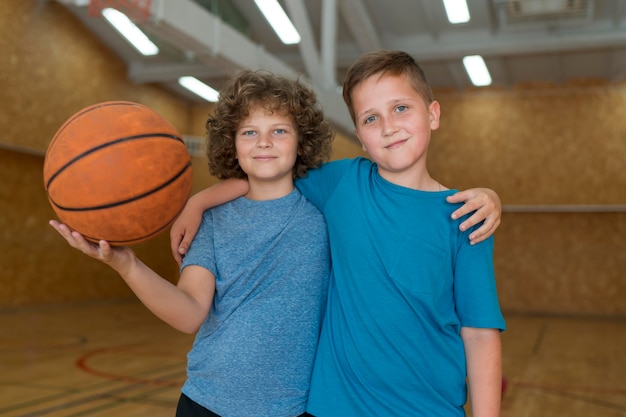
[170,178,249,265]
[447,188,501,245]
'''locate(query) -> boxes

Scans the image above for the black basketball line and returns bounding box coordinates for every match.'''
[78,196,185,245]
[50,161,191,212]
[45,133,185,189]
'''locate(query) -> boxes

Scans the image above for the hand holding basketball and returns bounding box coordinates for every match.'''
[44,101,193,245]
[48,219,134,273]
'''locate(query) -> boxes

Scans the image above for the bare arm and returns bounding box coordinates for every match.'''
[50,220,214,334]
[446,188,501,245]
[170,178,249,266]
[461,327,502,417]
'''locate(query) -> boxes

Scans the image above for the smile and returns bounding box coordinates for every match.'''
[385,139,407,149]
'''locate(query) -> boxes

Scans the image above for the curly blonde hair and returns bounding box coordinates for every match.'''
[206,70,334,180]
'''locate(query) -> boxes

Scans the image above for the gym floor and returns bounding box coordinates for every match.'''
[1,301,625,416]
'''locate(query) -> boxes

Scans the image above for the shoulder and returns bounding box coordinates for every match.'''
[310,157,372,176]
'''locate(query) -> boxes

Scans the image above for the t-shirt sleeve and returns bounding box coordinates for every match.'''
[180,211,217,276]
[453,234,506,331]
[295,158,355,211]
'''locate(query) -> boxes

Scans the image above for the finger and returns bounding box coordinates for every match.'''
[447,191,485,220]
[70,233,103,256]
[446,189,476,204]
[451,197,484,221]
[49,220,81,247]
[98,240,113,257]
[170,229,183,264]
[458,208,486,232]
[469,217,500,245]
[178,234,192,257]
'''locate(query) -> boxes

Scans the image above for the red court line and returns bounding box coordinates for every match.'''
[76,346,186,387]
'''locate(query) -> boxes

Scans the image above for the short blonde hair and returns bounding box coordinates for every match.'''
[342,50,434,125]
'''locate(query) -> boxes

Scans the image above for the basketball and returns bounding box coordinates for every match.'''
[43,101,193,246]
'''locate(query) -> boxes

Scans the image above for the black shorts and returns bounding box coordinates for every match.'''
[175,393,314,417]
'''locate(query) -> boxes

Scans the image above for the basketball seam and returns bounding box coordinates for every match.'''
[45,133,184,189]
[103,206,184,245]
[50,161,192,212]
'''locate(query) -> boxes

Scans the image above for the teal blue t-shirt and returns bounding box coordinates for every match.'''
[297,158,505,417]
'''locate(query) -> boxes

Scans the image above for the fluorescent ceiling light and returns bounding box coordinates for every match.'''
[463,55,492,87]
[102,8,159,56]
[178,76,219,102]
[254,0,301,45]
[443,0,471,24]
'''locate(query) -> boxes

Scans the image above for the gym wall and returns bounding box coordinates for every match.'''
[429,87,626,317]
[1,1,624,317]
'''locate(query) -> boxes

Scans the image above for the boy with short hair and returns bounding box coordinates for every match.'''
[304,50,505,417]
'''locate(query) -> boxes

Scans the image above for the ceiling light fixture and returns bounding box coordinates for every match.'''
[443,0,471,24]
[178,76,220,102]
[254,0,301,45]
[462,55,492,87]
[101,8,159,56]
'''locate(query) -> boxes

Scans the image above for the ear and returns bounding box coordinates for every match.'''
[429,101,441,130]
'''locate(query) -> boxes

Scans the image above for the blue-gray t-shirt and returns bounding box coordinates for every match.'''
[181,188,330,417]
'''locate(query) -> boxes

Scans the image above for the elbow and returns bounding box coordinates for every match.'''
[178,321,202,334]
[172,315,204,334]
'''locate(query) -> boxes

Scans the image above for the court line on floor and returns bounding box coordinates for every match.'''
[5,377,181,417]
[75,346,186,387]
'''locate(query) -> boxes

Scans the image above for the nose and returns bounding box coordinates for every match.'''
[256,133,272,148]
[380,116,398,136]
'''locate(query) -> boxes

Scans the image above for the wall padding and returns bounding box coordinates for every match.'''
[1,1,625,316]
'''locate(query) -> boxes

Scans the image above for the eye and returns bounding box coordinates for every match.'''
[395,105,408,113]
[273,128,287,135]
[363,115,377,125]
[240,130,256,137]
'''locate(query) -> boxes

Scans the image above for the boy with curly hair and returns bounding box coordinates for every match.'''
[50,70,333,417]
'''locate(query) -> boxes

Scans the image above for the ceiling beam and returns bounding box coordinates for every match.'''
[321,0,339,89]
[338,27,626,63]
[337,0,382,52]
[143,0,354,134]
[128,62,223,83]
[283,0,324,86]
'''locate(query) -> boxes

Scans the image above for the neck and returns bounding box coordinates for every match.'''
[378,168,444,191]
[245,178,295,201]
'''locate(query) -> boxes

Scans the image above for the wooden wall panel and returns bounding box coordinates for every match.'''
[0,1,191,153]
[495,212,626,317]
[0,148,180,307]
[429,87,626,205]
[1,0,624,317]
[0,1,187,309]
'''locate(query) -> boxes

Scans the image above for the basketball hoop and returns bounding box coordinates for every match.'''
[88,0,152,23]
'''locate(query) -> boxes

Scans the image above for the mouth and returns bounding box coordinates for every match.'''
[253,155,277,161]
[385,139,407,149]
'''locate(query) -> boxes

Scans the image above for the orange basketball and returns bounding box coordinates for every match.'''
[43,101,193,245]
